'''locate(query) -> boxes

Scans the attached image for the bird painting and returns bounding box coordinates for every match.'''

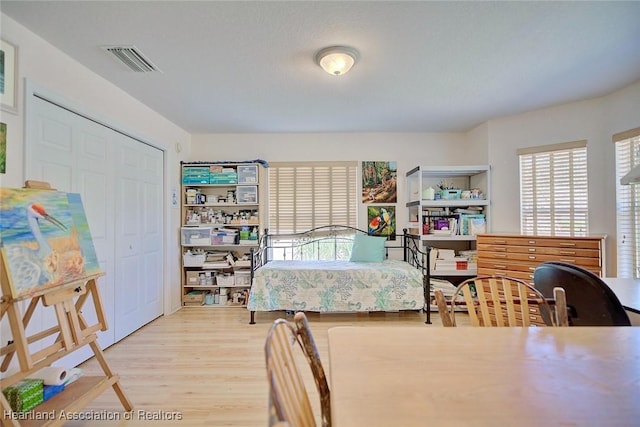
[367,206,396,240]
[4,202,68,288]
[368,215,383,235]
[1,189,99,298]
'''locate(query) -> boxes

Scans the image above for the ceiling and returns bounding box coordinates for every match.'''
[2,1,639,134]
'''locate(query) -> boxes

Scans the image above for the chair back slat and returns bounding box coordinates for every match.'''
[553,287,569,327]
[434,289,454,327]
[265,313,332,427]
[442,275,561,327]
[293,312,331,427]
[266,320,316,427]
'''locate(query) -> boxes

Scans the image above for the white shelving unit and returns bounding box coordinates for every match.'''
[405,165,491,278]
[180,161,265,307]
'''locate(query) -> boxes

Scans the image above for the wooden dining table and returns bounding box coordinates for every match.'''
[328,326,640,427]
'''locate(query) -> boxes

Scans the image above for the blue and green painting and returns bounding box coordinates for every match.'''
[0,188,101,298]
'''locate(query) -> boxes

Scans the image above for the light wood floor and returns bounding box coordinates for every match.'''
[66,308,464,426]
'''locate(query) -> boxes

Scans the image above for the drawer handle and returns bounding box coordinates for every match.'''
[528,248,536,252]
[528,255,536,260]
[559,259,576,263]
[559,242,577,247]
[528,266,536,271]
[494,264,507,269]
[494,247,507,252]
[494,240,506,244]
[494,254,507,258]
[528,240,536,244]
[559,251,576,255]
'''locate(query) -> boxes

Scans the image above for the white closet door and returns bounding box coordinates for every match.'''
[113,133,163,341]
[25,93,163,365]
[25,97,116,361]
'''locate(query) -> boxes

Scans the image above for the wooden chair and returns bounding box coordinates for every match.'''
[436,275,569,327]
[264,312,331,427]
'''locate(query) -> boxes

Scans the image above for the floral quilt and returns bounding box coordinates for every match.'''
[247,259,424,312]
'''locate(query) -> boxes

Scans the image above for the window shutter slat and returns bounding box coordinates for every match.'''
[519,145,588,237]
[268,162,357,234]
[616,136,640,278]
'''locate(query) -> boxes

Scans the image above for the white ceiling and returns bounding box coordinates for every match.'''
[2,1,639,134]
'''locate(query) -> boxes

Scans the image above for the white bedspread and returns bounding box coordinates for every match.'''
[247,259,424,312]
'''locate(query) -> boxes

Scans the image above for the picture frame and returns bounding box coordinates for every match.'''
[0,39,18,114]
[0,122,6,174]
[362,161,397,203]
[367,205,396,240]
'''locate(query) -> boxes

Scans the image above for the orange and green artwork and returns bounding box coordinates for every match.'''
[367,205,396,240]
[0,188,101,298]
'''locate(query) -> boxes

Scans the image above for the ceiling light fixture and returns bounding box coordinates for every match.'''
[316,46,359,76]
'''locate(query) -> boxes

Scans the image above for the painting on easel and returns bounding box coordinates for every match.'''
[0,188,100,299]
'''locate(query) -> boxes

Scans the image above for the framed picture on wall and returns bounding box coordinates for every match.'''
[1,39,18,114]
[0,122,6,174]
[367,205,396,240]
[362,161,397,203]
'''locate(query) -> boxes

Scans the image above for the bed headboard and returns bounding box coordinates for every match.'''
[251,225,428,270]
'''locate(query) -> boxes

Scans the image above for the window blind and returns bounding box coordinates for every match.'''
[519,141,588,236]
[615,132,640,278]
[268,161,357,234]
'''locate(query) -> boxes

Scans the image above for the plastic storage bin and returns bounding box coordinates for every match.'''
[181,227,213,245]
[234,270,251,286]
[237,165,259,184]
[217,274,235,287]
[236,186,258,204]
[183,251,206,267]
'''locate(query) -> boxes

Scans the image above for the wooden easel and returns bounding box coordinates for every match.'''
[0,182,132,427]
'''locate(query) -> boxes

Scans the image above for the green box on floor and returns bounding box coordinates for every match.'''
[2,378,44,413]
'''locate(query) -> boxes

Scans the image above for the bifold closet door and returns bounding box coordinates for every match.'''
[113,133,163,341]
[25,93,164,364]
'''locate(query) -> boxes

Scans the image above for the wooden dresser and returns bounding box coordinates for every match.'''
[477,234,606,283]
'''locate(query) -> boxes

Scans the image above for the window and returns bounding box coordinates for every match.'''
[518,140,588,236]
[614,127,640,278]
[268,161,358,234]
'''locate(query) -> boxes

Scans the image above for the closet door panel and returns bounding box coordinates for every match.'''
[24,92,163,366]
[113,134,163,341]
[25,98,116,368]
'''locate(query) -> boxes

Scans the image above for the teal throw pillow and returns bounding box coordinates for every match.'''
[349,234,387,262]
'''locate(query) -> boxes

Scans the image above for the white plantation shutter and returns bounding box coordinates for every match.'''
[614,127,640,278]
[518,141,588,236]
[269,161,357,234]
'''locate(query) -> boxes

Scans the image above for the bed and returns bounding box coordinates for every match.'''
[247,225,428,324]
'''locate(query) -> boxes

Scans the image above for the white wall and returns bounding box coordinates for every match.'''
[486,80,640,275]
[0,15,190,317]
[190,132,484,230]
[2,11,637,328]
[192,81,640,276]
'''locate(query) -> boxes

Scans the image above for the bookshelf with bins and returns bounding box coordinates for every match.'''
[180,161,265,307]
[406,165,491,321]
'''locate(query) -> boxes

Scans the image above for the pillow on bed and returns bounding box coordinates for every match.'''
[349,234,387,262]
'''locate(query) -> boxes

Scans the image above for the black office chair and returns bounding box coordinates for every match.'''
[533,261,631,326]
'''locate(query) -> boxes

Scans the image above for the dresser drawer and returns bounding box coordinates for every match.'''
[477,267,534,282]
[478,260,538,274]
[477,235,602,250]
[477,265,602,283]
[477,243,600,258]
[478,250,601,267]
[477,234,606,278]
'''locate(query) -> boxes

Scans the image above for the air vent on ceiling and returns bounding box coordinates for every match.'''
[101,45,161,73]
